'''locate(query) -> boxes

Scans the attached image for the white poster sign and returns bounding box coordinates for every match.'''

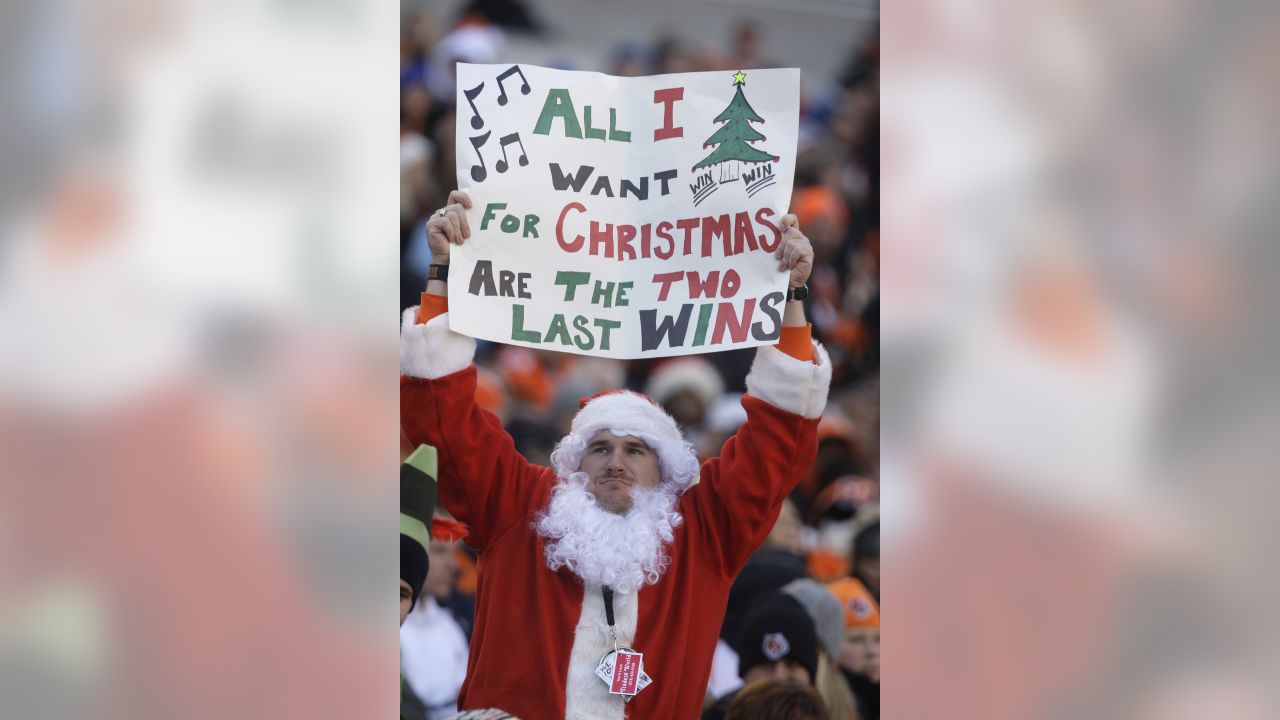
[449,63,799,359]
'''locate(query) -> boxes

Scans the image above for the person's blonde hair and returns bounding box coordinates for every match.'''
[815,652,861,720]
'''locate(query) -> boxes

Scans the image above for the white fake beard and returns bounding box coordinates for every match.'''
[535,474,683,595]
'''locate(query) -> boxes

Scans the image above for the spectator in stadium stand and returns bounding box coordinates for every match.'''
[703,591,821,720]
[401,446,438,626]
[827,578,880,720]
[643,356,725,456]
[724,679,828,720]
[782,579,860,720]
[851,520,879,601]
[401,512,471,719]
[401,447,439,720]
[708,498,809,700]
[400,190,831,720]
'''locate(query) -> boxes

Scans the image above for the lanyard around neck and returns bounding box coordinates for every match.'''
[602,586,618,650]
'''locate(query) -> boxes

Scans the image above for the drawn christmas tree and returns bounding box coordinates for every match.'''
[693,71,779,183]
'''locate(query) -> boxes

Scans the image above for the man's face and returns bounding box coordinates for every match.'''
[579,430,662,515]
[742,658,813,687]
[664,389,705,429]
[399,579,413,625]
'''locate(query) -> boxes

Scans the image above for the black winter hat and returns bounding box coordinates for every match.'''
[721,549,808,642]
[733,591,819,683]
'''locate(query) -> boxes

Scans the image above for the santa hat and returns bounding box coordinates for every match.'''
[643,357,724,409]
[549,390,700,492]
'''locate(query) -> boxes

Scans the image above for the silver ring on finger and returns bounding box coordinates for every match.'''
[436,208,447,217]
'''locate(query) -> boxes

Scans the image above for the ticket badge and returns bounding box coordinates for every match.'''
[635,666,653,692]
[596,648,653,702]
[609,650,642,695]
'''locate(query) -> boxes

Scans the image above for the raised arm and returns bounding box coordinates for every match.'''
[401,191,548,550]
[686,216,831,575]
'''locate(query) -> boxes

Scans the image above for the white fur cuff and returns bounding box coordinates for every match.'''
[400,307,476,379]
[744,341,832,419]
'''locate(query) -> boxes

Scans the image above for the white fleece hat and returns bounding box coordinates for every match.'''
[570,390,683,445]
[551,390,700,492]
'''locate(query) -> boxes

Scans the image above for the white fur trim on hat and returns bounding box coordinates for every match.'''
[552,391,700,492]
[400,308,476,380]
[570,391,682,445]
[745,341,832,419]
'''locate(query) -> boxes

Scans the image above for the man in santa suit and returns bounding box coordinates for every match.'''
[401,191,831,719]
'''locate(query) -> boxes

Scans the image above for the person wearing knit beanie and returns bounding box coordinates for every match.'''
[401,445,437,625]
[782,578,860,720]
[827,577,880,719]
[827,577,880,632]
[705,591,825,720]
[709,544,809,700]
[734,592,820,686]
[402,190,832,720]
[781,578,845,661]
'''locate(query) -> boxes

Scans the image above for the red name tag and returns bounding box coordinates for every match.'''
[609,650,643,695]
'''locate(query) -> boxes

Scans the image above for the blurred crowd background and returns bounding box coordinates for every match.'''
[399,2,880,715]
[0,0,1277,716]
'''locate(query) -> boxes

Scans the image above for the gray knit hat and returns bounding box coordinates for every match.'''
[782,578,845,659]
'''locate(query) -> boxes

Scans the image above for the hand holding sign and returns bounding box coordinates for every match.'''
[774,213,814,288]
[426,190,474,263]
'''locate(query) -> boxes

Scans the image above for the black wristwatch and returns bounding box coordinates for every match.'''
[786,284,808,302]
[427,263,449,282]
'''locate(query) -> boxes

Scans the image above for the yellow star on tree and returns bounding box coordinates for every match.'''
[732,70,747,85]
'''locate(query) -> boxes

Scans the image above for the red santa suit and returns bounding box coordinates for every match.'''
[400,305,831,720]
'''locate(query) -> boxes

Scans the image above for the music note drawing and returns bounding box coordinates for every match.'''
[469,131,492,182]
[494,133,528,174]
[495,66,531,106]
[463,83,485,130]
